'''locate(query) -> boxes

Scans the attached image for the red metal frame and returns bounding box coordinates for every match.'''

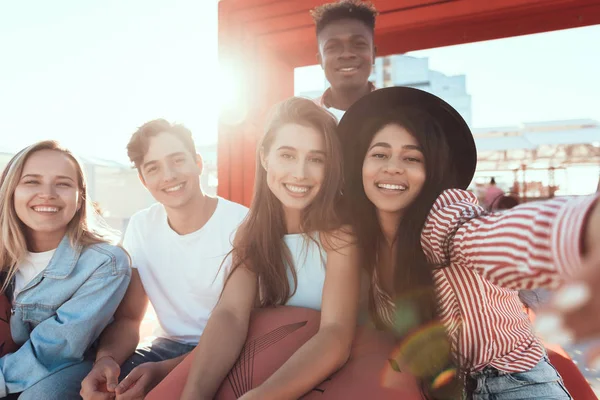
[218,0,600,205]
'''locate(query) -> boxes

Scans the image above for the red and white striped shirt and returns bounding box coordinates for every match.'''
[374,189,598,373]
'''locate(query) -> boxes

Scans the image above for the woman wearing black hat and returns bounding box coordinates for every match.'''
[339,86,600,399]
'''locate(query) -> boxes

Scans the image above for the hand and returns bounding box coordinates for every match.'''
[562,246,600,341]
[115,362,167,400]
[80,356,120,400]
[535,245,600,345]
[557,198,600,341]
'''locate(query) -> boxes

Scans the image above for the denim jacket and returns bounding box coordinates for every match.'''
[0,236,131,396]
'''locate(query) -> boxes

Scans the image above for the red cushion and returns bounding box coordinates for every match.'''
[215,306,321,399]
[147,306,422,399]
[301,326,422,400]
[0,294,18,357]
[546,346,598,400]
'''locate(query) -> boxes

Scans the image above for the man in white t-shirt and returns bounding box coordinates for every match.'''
[80,119,247,400]
[311,1,378,120]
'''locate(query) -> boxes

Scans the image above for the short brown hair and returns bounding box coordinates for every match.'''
[126,119,196,171]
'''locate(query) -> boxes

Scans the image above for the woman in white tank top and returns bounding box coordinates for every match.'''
[153,97,361,400]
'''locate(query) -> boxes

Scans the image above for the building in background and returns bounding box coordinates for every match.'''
[296,54,599,200]
[370,55,472,126]
[471,118,600,200]
[296,54,472,126]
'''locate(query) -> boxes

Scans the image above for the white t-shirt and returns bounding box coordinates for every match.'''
[14,249,56,298]
[123,197,248,344]
[281,234,369,319]
[283,234,326,311]
[327,106,346,122]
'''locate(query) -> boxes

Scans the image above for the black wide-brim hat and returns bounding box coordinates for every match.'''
[338,86,477,190]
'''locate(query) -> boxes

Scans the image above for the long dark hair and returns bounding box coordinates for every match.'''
[342,107,463,398]
[226,97,343,307]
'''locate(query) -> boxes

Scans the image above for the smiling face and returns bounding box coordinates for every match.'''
[261,123,326,217]
[139,132,202,211]
[13,149,81,247]
[362,124,426,219]
[317,18,374,92]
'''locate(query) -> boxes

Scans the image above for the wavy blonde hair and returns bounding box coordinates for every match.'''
[0,141,121,293]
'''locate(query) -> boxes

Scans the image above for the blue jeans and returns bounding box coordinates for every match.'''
[119,337,196,379]
[1,359,93,400]
[469,356,572,399]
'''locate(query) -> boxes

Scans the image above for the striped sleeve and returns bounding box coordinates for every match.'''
[421,189,599,290]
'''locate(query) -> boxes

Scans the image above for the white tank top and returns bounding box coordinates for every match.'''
[283,233,327,311]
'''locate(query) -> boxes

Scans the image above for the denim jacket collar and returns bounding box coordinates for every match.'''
[41,235,83,280]
[6,236,82,300]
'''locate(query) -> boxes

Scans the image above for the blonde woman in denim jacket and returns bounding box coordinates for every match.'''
[0,141,131,400]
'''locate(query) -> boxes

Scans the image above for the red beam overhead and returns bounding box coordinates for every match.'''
[217,0,600,205]
[259,0,600,66]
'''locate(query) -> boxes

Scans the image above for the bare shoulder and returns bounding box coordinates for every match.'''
[319,225,356,253]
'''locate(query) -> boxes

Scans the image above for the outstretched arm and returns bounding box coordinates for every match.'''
[537,199,600,343]
[421,189,599,290]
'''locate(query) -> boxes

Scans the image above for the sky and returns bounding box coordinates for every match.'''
[0,0,218,162]
[1,2,599,162]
